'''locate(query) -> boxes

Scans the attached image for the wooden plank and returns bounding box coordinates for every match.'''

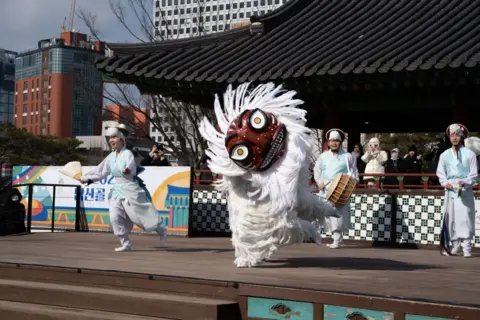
[0,233,479,309]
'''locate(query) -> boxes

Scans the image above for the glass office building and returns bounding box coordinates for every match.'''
[14,32,105,137]
[0,49,17,123]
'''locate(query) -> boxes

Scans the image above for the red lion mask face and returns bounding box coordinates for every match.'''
[224,108,287,171]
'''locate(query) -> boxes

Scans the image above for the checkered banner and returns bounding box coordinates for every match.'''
[190,190,480,246]
[396,195,480,247]
[191,190,230,233]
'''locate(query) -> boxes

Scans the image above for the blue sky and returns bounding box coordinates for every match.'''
[0,0,148,53]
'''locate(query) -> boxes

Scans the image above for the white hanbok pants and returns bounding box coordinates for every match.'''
[110,199,135,247]
[109,198,164,247]
[321,197,351,243]
[445,193,475,250]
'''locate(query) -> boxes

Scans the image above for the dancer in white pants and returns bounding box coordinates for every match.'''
[314,129,358,248]
[437,123,477,258]
[80,123,167,252]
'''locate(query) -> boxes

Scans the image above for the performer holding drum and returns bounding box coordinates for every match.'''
[314,129,359,249]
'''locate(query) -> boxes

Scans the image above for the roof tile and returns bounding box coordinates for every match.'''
[97,0,480,86]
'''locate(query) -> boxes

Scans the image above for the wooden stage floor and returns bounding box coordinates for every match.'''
[0,232,478,308]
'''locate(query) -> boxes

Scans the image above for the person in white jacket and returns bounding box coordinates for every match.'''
[361,137,388,185]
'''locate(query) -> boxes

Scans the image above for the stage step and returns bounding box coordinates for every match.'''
[0,279,240,320]
[0,264,239,300]
[0,300,172,320]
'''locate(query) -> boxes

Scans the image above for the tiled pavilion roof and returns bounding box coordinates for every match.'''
[96,0,480,98]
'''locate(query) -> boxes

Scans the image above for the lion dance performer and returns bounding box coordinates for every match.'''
[80,123,167,252]
[199,82,337,268]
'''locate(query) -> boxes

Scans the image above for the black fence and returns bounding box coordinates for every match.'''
[0,183,85,235]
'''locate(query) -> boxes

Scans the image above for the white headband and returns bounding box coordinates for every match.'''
[328,130,342,141]
[106,127,126,140]
[449,124,464,137]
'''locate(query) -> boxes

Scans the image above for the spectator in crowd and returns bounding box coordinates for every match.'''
[384,148,403,187]
[361,137,388,185]
[141,144,171,166]
[402,145,422,187]
[351,143,366,184]
[425,137,448,185]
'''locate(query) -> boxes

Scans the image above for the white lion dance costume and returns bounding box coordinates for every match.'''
[199,82,337,268]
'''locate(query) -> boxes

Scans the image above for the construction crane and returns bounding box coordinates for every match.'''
[61,0,76,32]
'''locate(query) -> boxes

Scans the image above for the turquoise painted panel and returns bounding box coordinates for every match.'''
[406,315,453,320]
[247,297,313,320]
[324,305,394,320]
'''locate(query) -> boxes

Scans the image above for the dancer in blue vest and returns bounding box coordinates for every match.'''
[314,129,358,248]
[80,123,167,252]
[437,123,477,258]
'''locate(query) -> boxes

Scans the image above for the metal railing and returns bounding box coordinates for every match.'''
[5,183,83,233]
[192,170,480,191]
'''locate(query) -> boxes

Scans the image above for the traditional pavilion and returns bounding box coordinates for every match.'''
[96,0,480,150]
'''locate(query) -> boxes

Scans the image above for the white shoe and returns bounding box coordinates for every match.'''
[463,248,472,258]
[329,242,342,249]
[114,246,131,252]
[451,244,461,256]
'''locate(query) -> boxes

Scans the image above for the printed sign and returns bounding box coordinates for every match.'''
[12,165,192,236]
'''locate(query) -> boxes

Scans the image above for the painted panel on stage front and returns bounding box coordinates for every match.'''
[12,166,192,236]
[247,297,313,320]
[405,315,453,320]
[324,305,394,320]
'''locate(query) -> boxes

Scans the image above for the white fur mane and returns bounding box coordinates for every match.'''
[199,82,313,211]
[198,83,324,267]
[465,137,480,156]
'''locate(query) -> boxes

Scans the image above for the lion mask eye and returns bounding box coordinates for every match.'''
[230,145,249,161]
[249,110,267,130]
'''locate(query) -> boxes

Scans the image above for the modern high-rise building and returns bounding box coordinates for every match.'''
[0,49,17,123]
[153,0,288,39]
[14,32,105,137]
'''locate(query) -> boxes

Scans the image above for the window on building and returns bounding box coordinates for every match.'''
[23,116,27,125]
[23,104,27,113]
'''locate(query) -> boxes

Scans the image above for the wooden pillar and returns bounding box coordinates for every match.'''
[450,94,468,124]
[346,125,361,153]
